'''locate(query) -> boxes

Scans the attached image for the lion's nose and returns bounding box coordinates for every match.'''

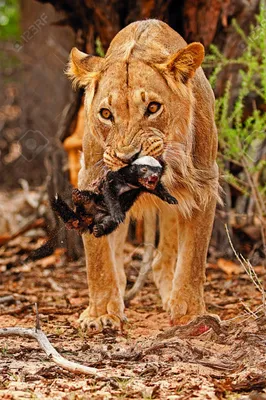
[116,148,140,163]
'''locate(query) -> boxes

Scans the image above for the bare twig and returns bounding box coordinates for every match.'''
[0,326,105,376]
[0,304,105,377]
[0,295,15,305]
[240,301,258,319]
[225,224,266,314]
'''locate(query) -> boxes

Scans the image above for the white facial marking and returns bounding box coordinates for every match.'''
[132,156,161,168]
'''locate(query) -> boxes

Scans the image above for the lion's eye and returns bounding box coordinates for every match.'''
[100,108,113,120]
[141,167,148,173]
[147,102,161,114]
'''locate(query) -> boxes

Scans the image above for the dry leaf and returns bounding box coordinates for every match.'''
[217,258,242,275]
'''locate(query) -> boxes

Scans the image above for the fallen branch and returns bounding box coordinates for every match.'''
[0,304,105,377]
[0,327,104,376]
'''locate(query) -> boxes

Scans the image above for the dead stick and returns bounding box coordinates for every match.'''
[0,326,105,377]
[0,295,15,305]
[0,304,105,377]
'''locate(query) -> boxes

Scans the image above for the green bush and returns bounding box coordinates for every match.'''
[0,0,20,40]
[204,1,266,227]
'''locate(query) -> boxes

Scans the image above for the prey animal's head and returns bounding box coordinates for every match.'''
[126,156,164,190]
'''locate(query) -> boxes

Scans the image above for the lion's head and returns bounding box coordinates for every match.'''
[67,20,218,216]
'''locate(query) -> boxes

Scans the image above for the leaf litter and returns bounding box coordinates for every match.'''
[0,220,266,399]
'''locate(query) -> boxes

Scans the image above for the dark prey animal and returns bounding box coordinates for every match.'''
[52,156,178,237]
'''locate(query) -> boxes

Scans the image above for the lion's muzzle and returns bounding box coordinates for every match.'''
[103,132,165,171]
[103,145,140,170]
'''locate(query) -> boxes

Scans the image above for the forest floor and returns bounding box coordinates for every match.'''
[0,231,266,400]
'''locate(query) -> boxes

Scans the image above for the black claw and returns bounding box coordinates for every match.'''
[166,196,178,205]
[93,225,104,237]
[113,212,125,224]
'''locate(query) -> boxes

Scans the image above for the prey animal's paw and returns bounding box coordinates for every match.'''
[112,211,125,224]
[93,218,119,237]
[72,188,83,205]
[72,188,94,206]
[80,215,93,228]
[93,224,105,237]
[165,195,178,205]
[79,311,123,334]
[65,219,82,231]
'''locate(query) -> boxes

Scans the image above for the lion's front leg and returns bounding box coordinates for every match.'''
[169,197,216,325]
[109,215,130,298]
[152,206,178,311]
[79,223,128,332]
[78,139,129,332]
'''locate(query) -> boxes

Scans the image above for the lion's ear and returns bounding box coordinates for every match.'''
[164,43,204,84]
[66,47,103,88]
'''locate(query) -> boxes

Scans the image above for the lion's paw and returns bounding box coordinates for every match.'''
[169,289,205,326]
[79,309,123,334]
[171,314,199,326]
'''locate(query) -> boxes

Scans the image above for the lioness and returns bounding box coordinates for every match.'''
[67,20,219,332]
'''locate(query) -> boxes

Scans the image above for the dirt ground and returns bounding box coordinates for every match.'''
[0,233,266,400]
